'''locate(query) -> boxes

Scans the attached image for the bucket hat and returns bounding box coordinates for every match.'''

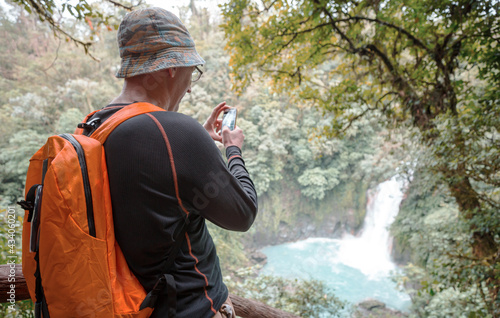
[116,7,205,78]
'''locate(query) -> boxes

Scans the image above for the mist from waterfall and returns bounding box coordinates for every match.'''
[260,175,410,312]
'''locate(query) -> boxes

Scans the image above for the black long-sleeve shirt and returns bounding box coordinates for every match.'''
[84,104,258,318]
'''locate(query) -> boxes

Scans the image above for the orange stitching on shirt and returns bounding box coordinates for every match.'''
[146,113,190,216]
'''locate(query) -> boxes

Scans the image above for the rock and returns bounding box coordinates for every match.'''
[250,251,267,265]
[352,299,408,318]
[359,299,386,311]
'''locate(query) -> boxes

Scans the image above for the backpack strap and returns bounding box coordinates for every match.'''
[139,215,192,314]
[78,102,165,143]
[139,112,194,317]
[19,160,50,318]
[74,109,100,135]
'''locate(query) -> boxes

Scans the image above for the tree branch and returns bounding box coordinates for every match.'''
[43,37,61,71]
[339,105,375,134]
[350,16,432,54]
[27,0,98,60]
[259,33,298,67]
[362,44,395,73]
[322,11,356,51]
[280,23,330,36]
[375,91,400,110]
[104,0,139,10]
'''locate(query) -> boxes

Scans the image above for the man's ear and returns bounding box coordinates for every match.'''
[167,67,177,78]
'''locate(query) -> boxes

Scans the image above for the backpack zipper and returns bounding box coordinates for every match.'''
[60,134,96,238]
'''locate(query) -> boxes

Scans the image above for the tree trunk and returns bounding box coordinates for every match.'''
[447,173,498,258]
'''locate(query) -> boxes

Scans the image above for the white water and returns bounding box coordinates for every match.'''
[261,176,411,311]
[337,175,404,279]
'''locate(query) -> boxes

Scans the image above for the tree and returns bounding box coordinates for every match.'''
[0,3,122,207]
[221,0,499,314]
[6,0,138,58]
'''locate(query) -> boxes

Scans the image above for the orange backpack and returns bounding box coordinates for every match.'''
[19,103,185,318]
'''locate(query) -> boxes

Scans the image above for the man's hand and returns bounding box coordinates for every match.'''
[203,102,230,142]
[222,126,244,149]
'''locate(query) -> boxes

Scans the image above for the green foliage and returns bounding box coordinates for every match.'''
[56,108,85,134]
[0,130,49,206]
[0,300,34,318]
[0,3,123,206]
[235,98,383,200]
[396,264,491,318]
[227,274,346,317]
[206,222,251,273]
[220,0,500,215]
[391,169,496,317]
[0,208,23,264]
[6,0,134,57]
[298,167,340,200]
[222,0,500,315]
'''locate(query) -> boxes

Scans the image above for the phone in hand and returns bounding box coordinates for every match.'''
[222,108,237,131]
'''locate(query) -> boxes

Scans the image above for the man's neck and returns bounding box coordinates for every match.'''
[111,79,171,109]
[109,92,165,109]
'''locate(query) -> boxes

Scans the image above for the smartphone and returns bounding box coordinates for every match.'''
[222,108,237,131]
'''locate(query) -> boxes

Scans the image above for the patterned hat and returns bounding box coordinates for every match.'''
[115,7,205,78]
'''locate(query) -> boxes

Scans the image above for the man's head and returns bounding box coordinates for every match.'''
[116,7,204,78]
[114,7,205,110]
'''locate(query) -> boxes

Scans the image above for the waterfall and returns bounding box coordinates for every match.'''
[337,175,405,279]
[260,175,411,311]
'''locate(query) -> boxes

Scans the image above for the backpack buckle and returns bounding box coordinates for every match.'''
[77,118,101,130]
[17,200,33,211]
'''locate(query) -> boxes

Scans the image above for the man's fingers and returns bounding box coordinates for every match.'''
[214,102,226,113]
[212,130,223,142]
[207,102,225,122]
[213,102,227,119]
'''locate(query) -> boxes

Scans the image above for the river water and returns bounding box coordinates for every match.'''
[260,176,411,313]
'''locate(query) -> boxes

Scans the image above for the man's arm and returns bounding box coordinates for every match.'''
[159,112,258,231]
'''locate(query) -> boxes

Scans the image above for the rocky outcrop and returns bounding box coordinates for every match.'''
[248,212,359,248]
[352,299,409,318]
[249,250,267,266]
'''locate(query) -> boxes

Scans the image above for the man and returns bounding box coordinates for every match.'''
[81,7,258,318]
